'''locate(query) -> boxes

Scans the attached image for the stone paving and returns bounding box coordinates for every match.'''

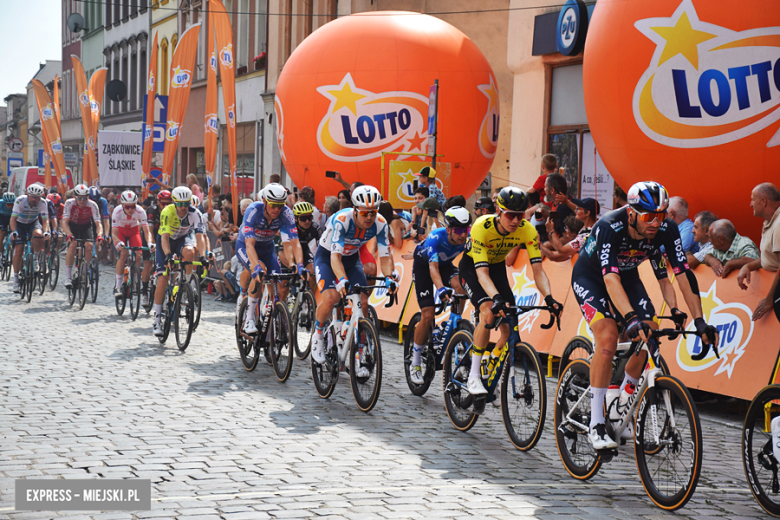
[0,264,771,519]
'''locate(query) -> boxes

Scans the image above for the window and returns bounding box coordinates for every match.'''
[304,0,313,38]
[254,0,267,60]
[122,0,129,20]
[130,51,137,110]
[284,0,292,63]
[105,0,112,27]
[121,55,128,112]
[328,0,337,22]
[171,33,178,53]
[131,0,138,17]
[236,0,249,72]
[114,0,120,24]
[160,38,169,95]
[140,49,147,102]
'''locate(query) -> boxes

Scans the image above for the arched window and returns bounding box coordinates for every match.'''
[160,38,169,95]
[171,33,178,53]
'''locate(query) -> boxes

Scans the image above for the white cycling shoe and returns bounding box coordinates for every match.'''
[589,423,618,450]
[467,377,487,396]
[12,279,20,293]
[243,319,258,335]
[153,319,164,337]
[409,365,425,385]
[311,333,326,364]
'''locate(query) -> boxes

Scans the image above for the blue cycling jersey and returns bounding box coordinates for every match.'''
[318,207,390,257]
[237,202,297,244]
[91,197,109,219]
[418,227,464,263]
[0,202,13,217]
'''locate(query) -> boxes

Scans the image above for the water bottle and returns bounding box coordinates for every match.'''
[606,385,621,422]
[618,383,636,418]
[771,416,780,463]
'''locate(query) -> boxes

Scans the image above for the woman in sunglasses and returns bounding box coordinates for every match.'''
[408,206,471,385]
[111,190,154,299]
[292,201,321,293]
[571,181,719,450]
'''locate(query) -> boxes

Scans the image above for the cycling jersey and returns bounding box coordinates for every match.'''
[238,202,297,243]
[465,214,541,268]
[111,205,148,229]
[146,203,163,235]
[417,227,465,264]
[95,197,110,220]
[63,199,101,226]
[575,207,688,279]
[158,204,199,240]
[318,208,390,258]
[297,223,321,264]
[12,195,50,225]
[45,200,57,222]
[1,202,14,217]
[193,206,206,234]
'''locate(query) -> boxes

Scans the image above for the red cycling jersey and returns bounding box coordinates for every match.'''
[63,199,101,225]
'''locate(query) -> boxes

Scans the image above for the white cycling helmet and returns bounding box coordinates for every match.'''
[171,186,192,203]
[352,185,382,210]
[191,195,201,207]
[120,190,138,205]
[74,184,90,197]
[263,182,288,203]
[26,183,45,198]
[444,206,472,228]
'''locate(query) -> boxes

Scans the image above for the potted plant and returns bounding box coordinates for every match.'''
[253,51,267,71]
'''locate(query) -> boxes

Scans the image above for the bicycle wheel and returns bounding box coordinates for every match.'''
[19,253,28,300]
[191,274,202,331]
[115,272,127,316]
[143,277,156,314]
[501,341,547,451]
[311,327,338,399]
[350,318,382,412]
[68,258,78,306]
[270,301,294,382]
[25,253,34,303]
[90,256,99,303]
[743,385,780,517]
[367,304,379,331]
[292,290,316,360]
[635,375,702,510]
[441,330,479,431]
[129,263,141,321]
[78,261,88,309]
[559,336,594,378]
[38,253,47,295]
[173,282,194,351]
[48,248,59,290]
[235,298,260,371]
[403,313,434,397]
[1,241,10,281]
[554,359,601,480]
[159,292,172,344]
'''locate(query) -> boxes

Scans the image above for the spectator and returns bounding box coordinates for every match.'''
[186,174,204,202]
[473,196,495,217]
[414,166,446,211]
[527,153,557,206]
[686,211,718,269]
[738,183,780,321]
[378,201,405,250]
[322,195,339,226]
[492,187,504,206]
[544,198,598,259]
[613,184,627,208]
[337,189,352,209]
[705,219,760,278]
[214,254,243,302]
[330,171,364,196]
[407,186,430,241]
[445,194,466,211]
[299,185,322,224]
[667,196,698,253]
[269,173,281,184]
[539,172,573,237]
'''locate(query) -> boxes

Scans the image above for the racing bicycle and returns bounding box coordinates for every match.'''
[288,272,316,360]
[742,384,780,517]
[157,259,205,351]
[115,246,148,321]
[68,239,91,310]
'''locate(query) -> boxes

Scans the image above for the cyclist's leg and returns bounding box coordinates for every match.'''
[236,242,261,331]
[458,255,496,391]
[259,244,288,302]
[153,234,172,307]
[619,272,657,387]
[181,232,197,277]
[31,220,44,254]
[83,223,95,264]
[412,249,436,365]
[115,233,129,291]
[483,262,513,360]
[312,247,342,360]
[65,226,78,282]
[13,223,30,274]
[359,244,377,318]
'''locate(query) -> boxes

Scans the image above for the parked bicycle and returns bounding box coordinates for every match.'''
[442,304,557,451]
[115,246,149,321]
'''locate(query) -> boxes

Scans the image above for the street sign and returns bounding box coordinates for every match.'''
[8,138,23,152]
[64,152,79,166]
[38,149,53,170]
[142,95,168,153]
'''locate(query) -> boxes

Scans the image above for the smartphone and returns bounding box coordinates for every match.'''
[534,210,543,221]
[549,210,559,221]
[293,186,298,193]
[325,170,337,178]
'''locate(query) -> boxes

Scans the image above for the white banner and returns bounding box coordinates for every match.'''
[98,131,143,187]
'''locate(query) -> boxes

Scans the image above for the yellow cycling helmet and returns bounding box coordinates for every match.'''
[293,201,314,216]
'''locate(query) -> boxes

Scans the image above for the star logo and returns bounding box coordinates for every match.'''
[325,76,367,116]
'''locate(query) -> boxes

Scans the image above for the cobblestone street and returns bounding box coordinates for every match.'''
[0,265,769,519]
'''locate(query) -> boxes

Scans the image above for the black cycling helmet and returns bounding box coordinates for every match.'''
[474,196,495,211]
[495,187,529,212]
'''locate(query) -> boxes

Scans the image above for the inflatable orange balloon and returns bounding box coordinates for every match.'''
[275,12,499,206]
[584,0,780,242]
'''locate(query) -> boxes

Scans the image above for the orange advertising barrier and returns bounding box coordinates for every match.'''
[379,238,780,400]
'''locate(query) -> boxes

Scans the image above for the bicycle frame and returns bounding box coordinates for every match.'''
[432,298,467,364]
[326,292,365,369]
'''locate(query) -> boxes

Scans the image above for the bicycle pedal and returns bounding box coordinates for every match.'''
[473,396,487,415]
[597,448,618,463]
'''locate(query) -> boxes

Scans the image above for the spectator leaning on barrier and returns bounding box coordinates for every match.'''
[613,184,628,208]
[705,219,760,278]
[526,153,558,207]
[668,196,698,253]
[414,166,446,212]
[473,196,495,218]
[738,182,780,322]
[322,195,339,227]
[686,211,718,269]
[544,197,599,260]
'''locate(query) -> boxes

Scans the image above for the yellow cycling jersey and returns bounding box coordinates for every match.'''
[158,204,200,240]
[465,214,542,268]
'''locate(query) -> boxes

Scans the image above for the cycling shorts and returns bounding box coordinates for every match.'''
[236,240,281,276]
[314,245,367,293]
[0,213,10,232]
[155,231,196,273]
[141,233,151,261]
[359,243,376,265]
[302,244,315,267]
[115,226,142,250]
[70,222,95,242]
[570,265,656,326]
[15,220,43,243]
[413,246,458,309]
[458,252,514,308]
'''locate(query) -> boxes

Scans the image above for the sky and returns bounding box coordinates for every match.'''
[0,0,62,102]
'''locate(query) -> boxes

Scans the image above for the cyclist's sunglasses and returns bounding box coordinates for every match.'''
[123,203,137,210]
[76,195,88,201]
[502,210,525,221]
[357,210,377,218]
[266,201,285,208]
[297,215,313,222]
[451,227,470,235]
[636,210,666,223]
[4,203,13,208]
[174,201,190,208]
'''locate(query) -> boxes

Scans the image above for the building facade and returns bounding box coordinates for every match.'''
[2,94,29,175]
[61,0,84,181]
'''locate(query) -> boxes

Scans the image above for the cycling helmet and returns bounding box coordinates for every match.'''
[171,186,192,203]
[444,206,472,228]
[191,195,201,208]
[262,183,288,203]
[120,190,138,205]
[88,186,101,202]
[47,193,62,206]
[495,186,529,212]
[474,196,495,211]
[293,201,314,216]
[627,181,669,213]
[352,185,382,209]
[157,190,172,203]
[3,192,16,204]
[74,184,90,197]
[26,183,45,198]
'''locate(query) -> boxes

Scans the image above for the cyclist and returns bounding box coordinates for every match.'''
[62,184,104,290]
[1,192,16,260]
[153,186,200,336]
[89,186,111,260]
[141,190,171,306]
[571,181,719,450]
[9,184,51,292]
[293,200,321,292]
[459,186,562,396]
[42,193,59,260]
[46,193,62,235]
[236,183,305,334]
[111,191,154,298]
[409,206,471,384]
[190,195,211,272]
[311,185,397,364]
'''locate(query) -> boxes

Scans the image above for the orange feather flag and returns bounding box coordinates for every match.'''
[31,80,67,194]
[142,32,159,200]
[72,56,98,185]
[204,21,218,208]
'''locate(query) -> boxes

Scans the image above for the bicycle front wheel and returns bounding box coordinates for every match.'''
[78,261,88,309]
[48,248,59,290]
[192,275,202,330]
[38,253,47,295]
[115,277,127,316]
[173,282,194,351]
[311,327,338,399]
[236,298,260,371]
[292,290,316,360]
[441,330,479,431]
[1,241,10,281]
[143,277,156,314]
[25,254,34,303]
[635,375,702,511]
[160,293,172,344]
[270,300,294,382]
[129,263,141,321]
[68,258,78,306]
[90,256,99,302]
[501,341,546,451]
[350,318,382,412]
[743,384,780,517]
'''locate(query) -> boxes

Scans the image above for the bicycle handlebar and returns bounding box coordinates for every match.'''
[434,293,469,315]
[486,305,560,331]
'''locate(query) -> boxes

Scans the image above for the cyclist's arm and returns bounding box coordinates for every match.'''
[161,232,173,256]
[674,268,703,321]
[330,251,347,281]
[244,236,260,270]
[196,233,207,257]
[283,238,304,267]
[379,255,394,279]
[142,223,154,245]
[429,261,446,289]
[40,216,49,234]
[111,226,121,245]
[657,276,679,311]
[95,220,104,237]
[603,273,637,318]
[530,261,553,299]
[9,215,17,233]
[505,245,520,266]
[61,218,71,236]
[476,266,500,299]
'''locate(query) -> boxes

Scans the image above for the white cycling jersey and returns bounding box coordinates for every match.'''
[111,205,149,229]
